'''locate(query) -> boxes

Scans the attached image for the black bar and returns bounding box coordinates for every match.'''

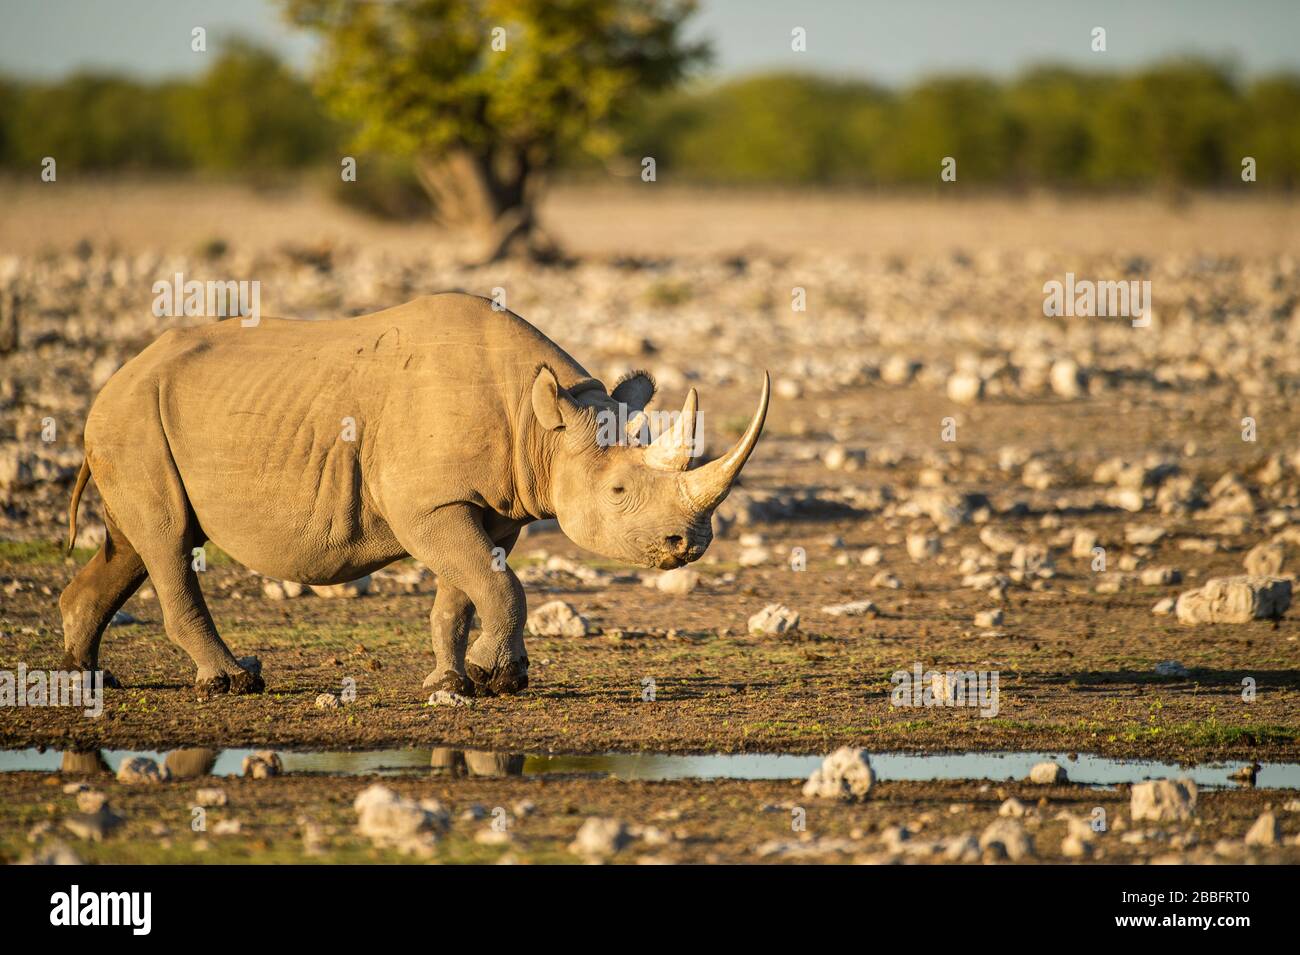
[1,864,1278,939]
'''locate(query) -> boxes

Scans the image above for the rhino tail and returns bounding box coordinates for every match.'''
[66,459,90,553]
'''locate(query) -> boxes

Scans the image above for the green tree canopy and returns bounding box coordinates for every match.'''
[283,0,708,258]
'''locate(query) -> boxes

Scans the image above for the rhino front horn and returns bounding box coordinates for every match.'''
[680,371,770,511]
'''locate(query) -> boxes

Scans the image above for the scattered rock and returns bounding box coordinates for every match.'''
[1244,540,1287,576]
[116,756,168,785]
[1125,524,1167,545]
[195,788,227,807]
[262,579,305,600]
[63,805,124,841]
[801,747,875,801]
[475,828,513,846]
[946,370,984,404]
[310,576,372,599]
[1131,778,1197,822]
[942,834,981,862]
[526,599,592,637]
[1072,528,1100,558]
[748,603,800,635]
[655,567,700,595]
[979,818,1035,860]
[353,784,448,855]
[974,609,1004,629]
[1139,567,1182,586]
[1244,811,1280,847]
[979,526,1020,555]
[569,818,631,859]
[1010,543,1054,575]
[1028,761,1068,784]
[906,534,940,561]
[241,750,282,779]
[427,690,473,707]
[1049,358,1086,398]
[1061,833,1094,858]
[314,692,340,709]
[998,797,1029,818]
[819,599,878,618]
[1175,575,1291,624]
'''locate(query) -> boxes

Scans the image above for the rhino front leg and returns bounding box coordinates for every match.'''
[400,505,529,696]
[420,527,522,696]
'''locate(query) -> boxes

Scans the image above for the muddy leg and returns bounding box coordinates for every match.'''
[90,436,261,695]
[421,583,474,695]
[398,505,528,696]
[58,516,147,686]
[141,545,263,694]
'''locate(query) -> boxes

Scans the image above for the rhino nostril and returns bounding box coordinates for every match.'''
[664,534,686,554]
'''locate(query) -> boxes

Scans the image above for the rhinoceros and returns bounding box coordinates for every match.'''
[60,293,769,697]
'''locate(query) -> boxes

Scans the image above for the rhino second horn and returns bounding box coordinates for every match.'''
[680,371,770,511]
[643,387,699,471]
[625,410,649,445]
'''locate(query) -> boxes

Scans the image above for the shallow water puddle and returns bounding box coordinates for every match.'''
[2,747,1298,789]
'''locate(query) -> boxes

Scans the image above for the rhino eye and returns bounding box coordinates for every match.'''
[611,485,626,496]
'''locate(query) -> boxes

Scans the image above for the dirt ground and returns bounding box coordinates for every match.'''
[1,523,1298,761]
[3,179,1298,260]
[3,768,1297,865]
[2,182,1299,862]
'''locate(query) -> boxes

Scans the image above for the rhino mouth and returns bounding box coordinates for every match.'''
[654,545,704,570]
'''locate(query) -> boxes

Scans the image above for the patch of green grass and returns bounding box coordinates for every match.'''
[0,538,95,567]
[1168,721,1298,748]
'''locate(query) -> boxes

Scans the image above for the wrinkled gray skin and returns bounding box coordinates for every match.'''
[61,293,769,697]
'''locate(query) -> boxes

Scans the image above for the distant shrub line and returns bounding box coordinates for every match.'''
[1,47,1296,198]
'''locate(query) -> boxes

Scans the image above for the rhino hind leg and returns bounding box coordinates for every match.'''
[147,551,264,696]
[59,515,148,688]
[88,440,263,696]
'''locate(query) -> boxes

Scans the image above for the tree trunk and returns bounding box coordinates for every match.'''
[0,289,19,355]
[414,147,560,264]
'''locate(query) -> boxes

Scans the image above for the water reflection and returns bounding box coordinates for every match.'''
[431,748,526,777]
[60,750,111,775]
[8,747,1300,790]
[164,748,218,779]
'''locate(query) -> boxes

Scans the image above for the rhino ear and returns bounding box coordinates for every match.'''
[532,365,574,432]
[612,370,656,413]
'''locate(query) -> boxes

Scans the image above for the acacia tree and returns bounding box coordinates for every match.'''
[284,0,706,261]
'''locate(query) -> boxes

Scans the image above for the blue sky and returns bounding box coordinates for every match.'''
[2,0,1298,83]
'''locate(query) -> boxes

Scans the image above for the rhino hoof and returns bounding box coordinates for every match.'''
[467,659,529,697]
[422,670,473,695]
[195,668,265,696]
[228,668,265,694]
[60,655,121,689]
